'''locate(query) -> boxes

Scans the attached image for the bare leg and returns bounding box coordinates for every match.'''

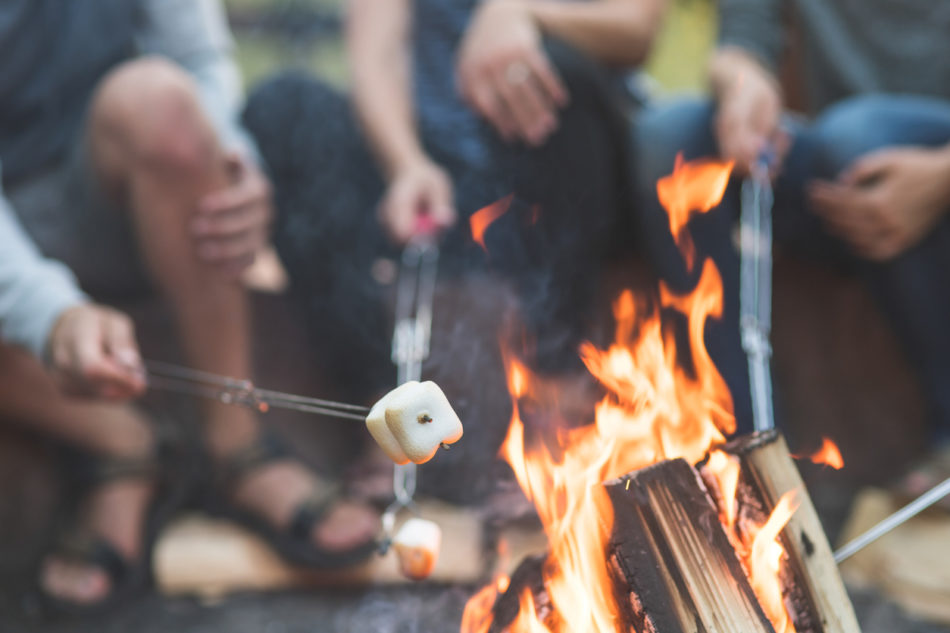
[86,58,377,552]
[0,344,151,604]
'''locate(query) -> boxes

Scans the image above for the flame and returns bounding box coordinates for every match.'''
[748,490,801,633]
[656,153,733,271]
[706,449,741,531]
[460,574,511,633]
[796,437,844,470]
[464,157,801,633]
[470,194,515,252]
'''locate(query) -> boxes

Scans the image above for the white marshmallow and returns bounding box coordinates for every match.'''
[365,383,414,465]
[365,380,463,465]
[393,518,442,581]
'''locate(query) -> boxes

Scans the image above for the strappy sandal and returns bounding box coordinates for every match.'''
[39,447,184,617]
[204,432,378,569]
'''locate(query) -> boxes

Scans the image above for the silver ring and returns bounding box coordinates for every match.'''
[505,61,530,85]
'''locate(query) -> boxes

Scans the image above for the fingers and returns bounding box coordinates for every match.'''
[60,308,144,400]
[195,156,273,273]
[465,77,519,142]
[808,181,889,258]
[490,65,558,146]
[524,48,568,108]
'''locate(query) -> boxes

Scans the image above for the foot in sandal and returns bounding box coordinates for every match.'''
[206,430,380,567]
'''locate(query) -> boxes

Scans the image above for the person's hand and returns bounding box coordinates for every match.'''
[48,304,146,400]
[808,146,950,261]
[194,151,273,277]
[457,0,568,146]
[711,49,786,175]
[379,158,456,245]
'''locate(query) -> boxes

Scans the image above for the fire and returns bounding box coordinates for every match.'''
[656,153,733,271]
[797,437,844,470]
[460,574,511,633]
[706,449,741,531]
[470,194,515,252]
[748,490,801,633]
[463,157,802,633]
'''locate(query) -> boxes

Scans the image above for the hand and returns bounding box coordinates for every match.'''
[808,146,950,261]
[194,151,274,277]
[457,0,568,146]
[711,49,786,175]
[379,158,456,245]
[48,304,146,400]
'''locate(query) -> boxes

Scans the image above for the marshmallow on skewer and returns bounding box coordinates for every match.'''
[393,518,442,581]
[365,381,463,465]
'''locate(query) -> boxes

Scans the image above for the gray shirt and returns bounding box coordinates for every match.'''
[720,0,950,114]
[0,0,255,359]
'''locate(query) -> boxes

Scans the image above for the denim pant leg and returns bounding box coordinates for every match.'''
[809,95,950,438]
[634,99,756,433]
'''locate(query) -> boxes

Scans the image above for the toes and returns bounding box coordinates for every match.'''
[41,558,111,605]
[312,501,380,551]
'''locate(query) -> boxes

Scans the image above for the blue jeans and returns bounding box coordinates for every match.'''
[634,94,950,436]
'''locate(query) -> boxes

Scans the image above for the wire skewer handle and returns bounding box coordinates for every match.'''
[144,360,369,422]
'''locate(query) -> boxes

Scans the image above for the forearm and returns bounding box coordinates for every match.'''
[521,0,667,67]
[347,0,426,179]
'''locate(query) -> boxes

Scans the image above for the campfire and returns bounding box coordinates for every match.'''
[461,159,860,633]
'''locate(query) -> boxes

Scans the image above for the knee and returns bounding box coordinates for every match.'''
[91,57,216,174]
[812,95,906,176]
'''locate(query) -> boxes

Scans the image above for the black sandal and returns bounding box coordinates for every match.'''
[39,448,184,617]
[205,432,379,569]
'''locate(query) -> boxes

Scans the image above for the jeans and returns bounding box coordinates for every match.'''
[634,94,950,437]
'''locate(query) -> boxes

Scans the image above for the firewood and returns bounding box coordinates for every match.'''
[606,458,775,633]
[714,431,861,633]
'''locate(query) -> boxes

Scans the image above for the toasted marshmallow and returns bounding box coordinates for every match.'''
[393,518,441,581]
[365,381,463,465]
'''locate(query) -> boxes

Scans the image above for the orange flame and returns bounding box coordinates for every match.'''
[796,437,844,470]
[748,490,801,633]
[706,449,741,532]
[460,574,510,633]
[470,194,515,252]
[656,154,733,271]
[464,157,801,633]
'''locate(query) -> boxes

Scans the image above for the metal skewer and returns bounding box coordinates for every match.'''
[379,233,440,554]
[144,359,369,421]
[833,475,950,564]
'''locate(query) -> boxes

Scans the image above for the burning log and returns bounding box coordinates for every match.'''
[606,458,775,633]
[702,431,861,633]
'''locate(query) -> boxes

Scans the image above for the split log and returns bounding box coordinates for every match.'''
[710,431,861,633]
[606,458,775,633]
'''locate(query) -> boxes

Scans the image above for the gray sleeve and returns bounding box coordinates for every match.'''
[0,171,88,360]
[718,0,785,74]
[137,0,261,162]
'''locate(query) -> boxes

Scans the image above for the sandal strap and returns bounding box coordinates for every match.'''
[215,432,289,493]
[57,535,129,585]
[287,480,343,541]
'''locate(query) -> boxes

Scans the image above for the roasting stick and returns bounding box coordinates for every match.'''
[834,476,950,564]
[144,360,369,421]
[740,154,776,432]
[379,233,440,554]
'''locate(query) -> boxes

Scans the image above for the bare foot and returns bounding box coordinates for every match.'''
[40,478,152,605]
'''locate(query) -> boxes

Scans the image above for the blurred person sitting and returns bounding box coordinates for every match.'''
[242,0,665,498]
[0,0,377,613]
[633,1,950,447]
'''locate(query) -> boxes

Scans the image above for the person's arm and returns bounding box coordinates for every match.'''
[347,0,455,244]
[523,0,667,67]
[0,174,144,398]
